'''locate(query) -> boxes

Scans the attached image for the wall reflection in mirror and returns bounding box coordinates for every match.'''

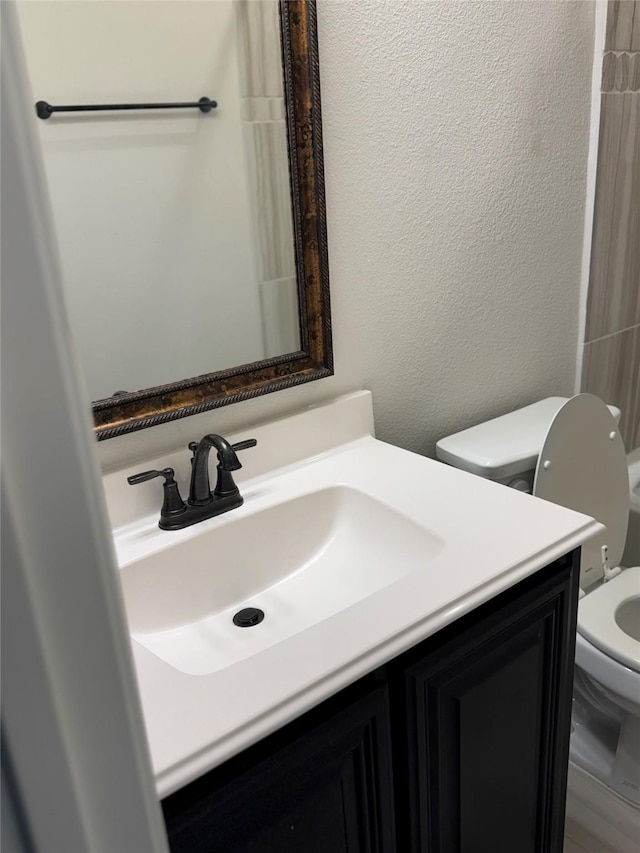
[17,0,300,403]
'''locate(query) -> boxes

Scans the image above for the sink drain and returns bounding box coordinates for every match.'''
[233,607,265,628]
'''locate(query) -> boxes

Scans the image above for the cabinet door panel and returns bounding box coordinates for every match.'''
[457,626,545,851]
[401,557,578,853]
[162,684,396,853]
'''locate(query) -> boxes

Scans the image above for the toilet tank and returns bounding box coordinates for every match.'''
[436,397,622,493]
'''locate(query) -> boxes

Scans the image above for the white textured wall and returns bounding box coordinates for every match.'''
[97,0,595,471]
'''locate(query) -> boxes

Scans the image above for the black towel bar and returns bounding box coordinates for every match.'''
[35,96,217,120]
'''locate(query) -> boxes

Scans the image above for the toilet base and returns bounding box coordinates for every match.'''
[571,684,640,807]
[611,713,640,804]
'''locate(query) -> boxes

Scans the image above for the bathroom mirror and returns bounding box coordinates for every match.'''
[18,0,331,440]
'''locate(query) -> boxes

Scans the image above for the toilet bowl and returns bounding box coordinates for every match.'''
[573,566,640,803]
[436,394,640,805]
[623,446,640,567]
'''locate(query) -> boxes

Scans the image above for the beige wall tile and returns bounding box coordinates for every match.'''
[585,93,640,341]
[631,52,640,89]
[606,1,640,51]
[602,51,617,90]
[602,51,640,91]
[582,325,640,450]
[615,51,630,89]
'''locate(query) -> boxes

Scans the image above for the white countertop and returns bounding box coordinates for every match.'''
[108,392,602,798]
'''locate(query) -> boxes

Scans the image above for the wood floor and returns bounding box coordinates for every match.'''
[564,762,640,852]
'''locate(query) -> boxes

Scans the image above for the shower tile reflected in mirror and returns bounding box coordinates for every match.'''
[236,0,299,358]
[259,277,299,358]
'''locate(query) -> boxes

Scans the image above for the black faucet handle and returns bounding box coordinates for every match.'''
[213,438,257,497]
[231,439,258,453]
[188,441,200,468]
[127,467,186,522]
[127,467,175,485]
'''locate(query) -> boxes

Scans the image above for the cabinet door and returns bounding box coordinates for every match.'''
[162,684,396,853]
[399,555,579,853]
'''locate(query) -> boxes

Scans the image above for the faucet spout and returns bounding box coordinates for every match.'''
[189,434,241,505]
[129,431,256,530]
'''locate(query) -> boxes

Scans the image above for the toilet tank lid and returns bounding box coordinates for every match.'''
[435,397,621,480]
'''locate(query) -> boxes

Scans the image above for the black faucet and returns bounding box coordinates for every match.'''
[127,434,257,530]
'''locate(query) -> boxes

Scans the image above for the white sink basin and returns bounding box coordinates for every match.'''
[107,393,603,795]
[120,485,443,675]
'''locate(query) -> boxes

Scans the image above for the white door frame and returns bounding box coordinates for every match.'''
[1,5,169,850]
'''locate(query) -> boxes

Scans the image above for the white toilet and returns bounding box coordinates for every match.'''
[436,394,640,805]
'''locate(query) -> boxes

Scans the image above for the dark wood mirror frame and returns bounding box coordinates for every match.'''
[94,0,332,440]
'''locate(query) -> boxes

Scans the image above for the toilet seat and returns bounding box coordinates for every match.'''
[533,394,629,588]
[575,631,639,714]
[578,566,640,674]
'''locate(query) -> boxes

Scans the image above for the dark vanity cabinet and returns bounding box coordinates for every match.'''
[393,550,579,853]
[162,551,579,853]
[162,684,396,853]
